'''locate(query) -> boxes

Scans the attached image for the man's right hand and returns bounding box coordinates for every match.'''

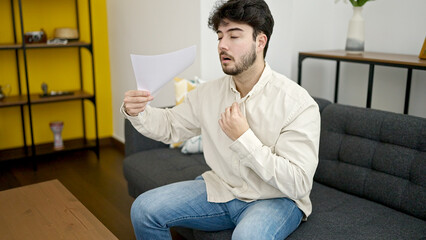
[123,90,154,116]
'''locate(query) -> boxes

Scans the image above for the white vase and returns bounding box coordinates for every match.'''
[345,6,364,54]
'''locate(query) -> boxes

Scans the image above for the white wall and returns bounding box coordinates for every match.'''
[200,0,426,117]
[288,0,426,117]
[200,0,293,81]
[108,0,426,142]
[106,0,201,142]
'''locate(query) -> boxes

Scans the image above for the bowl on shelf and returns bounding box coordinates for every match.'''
[54,28,79,40]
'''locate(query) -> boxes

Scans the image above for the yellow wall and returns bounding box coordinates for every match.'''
[0,0,112,149]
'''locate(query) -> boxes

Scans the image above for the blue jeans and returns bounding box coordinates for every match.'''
[131,177,303,240]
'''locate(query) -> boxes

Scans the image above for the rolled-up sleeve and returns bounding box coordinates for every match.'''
[120,90,201,145]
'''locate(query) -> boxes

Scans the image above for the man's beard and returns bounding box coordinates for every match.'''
[221,44,257,76]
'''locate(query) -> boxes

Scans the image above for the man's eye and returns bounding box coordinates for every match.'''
[231,36,238,39]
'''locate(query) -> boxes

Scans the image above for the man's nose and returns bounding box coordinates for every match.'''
[218,39,229,51]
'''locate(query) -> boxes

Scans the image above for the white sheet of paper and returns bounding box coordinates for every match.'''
[130,45,196,96]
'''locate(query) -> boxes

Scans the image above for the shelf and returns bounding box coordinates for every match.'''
[0,138,97,162]
[26,41,92,49]
[35,138,97,157]
[0,44,21,50]
[0,41,91,50]
[299,50,426,69]
[0,91,93,108]
[298,50,426,114]
[29,90,94,104]
[0,95,27,108]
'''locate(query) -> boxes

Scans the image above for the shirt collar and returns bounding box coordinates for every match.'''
[229,62,272,99]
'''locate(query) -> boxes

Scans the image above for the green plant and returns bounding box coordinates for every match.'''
[336,0,373,7]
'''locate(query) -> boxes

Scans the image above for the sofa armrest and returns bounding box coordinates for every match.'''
[124,119,168,157]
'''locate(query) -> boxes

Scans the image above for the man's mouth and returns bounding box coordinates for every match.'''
[220,53,233,63]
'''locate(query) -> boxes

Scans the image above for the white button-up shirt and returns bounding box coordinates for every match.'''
[123,63,320,218]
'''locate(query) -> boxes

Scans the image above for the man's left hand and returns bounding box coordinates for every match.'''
[219,102,249,141]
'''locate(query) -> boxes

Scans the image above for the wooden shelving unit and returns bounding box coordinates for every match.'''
[0,43,22,49]
[0,95,27,107]
[0,41,91,50]
[0,90,93,107]
[0,0,99,164]
[0,138,97,162]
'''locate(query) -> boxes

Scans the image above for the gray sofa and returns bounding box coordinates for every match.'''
[123,97,426,239]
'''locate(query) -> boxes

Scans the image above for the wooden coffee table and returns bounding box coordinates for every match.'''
[0,179,118,240]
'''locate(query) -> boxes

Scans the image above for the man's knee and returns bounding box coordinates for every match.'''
[231,198,303,240]
[131,190,162,226]
[232,224,272,240]
[232,223,287,240]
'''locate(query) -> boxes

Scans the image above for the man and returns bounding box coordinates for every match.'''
[122,0,320,239]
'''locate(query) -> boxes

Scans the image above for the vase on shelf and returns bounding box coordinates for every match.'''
[50,121,64,150]
[345,6,364,54]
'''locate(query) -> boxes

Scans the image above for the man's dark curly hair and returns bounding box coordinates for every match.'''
[208,0,274,58]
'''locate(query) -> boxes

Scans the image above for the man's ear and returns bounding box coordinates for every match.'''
[257,33,267,53]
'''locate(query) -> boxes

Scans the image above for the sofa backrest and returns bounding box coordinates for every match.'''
[125,119,168,156]
[313,97,332,113]
[315,103,426,220]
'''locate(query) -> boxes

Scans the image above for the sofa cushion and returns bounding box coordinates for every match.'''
[123,148,210,198]
[316,103,426,220]
[287,182,426,239]
[191,182,426,240]
[193,229,233,239]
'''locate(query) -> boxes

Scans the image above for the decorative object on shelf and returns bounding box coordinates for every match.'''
[0,84,11,100]
[50,121,64,150]
[54,28,79,40]
[41,82,48,96]
[336,0,373,54]
[24,29,47,44]
[47,38,68,45]
[47,91,74,97]
[419,37,426,60]
[40,82,74,97]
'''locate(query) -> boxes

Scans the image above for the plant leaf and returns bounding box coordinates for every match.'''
[359,0,369,6]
